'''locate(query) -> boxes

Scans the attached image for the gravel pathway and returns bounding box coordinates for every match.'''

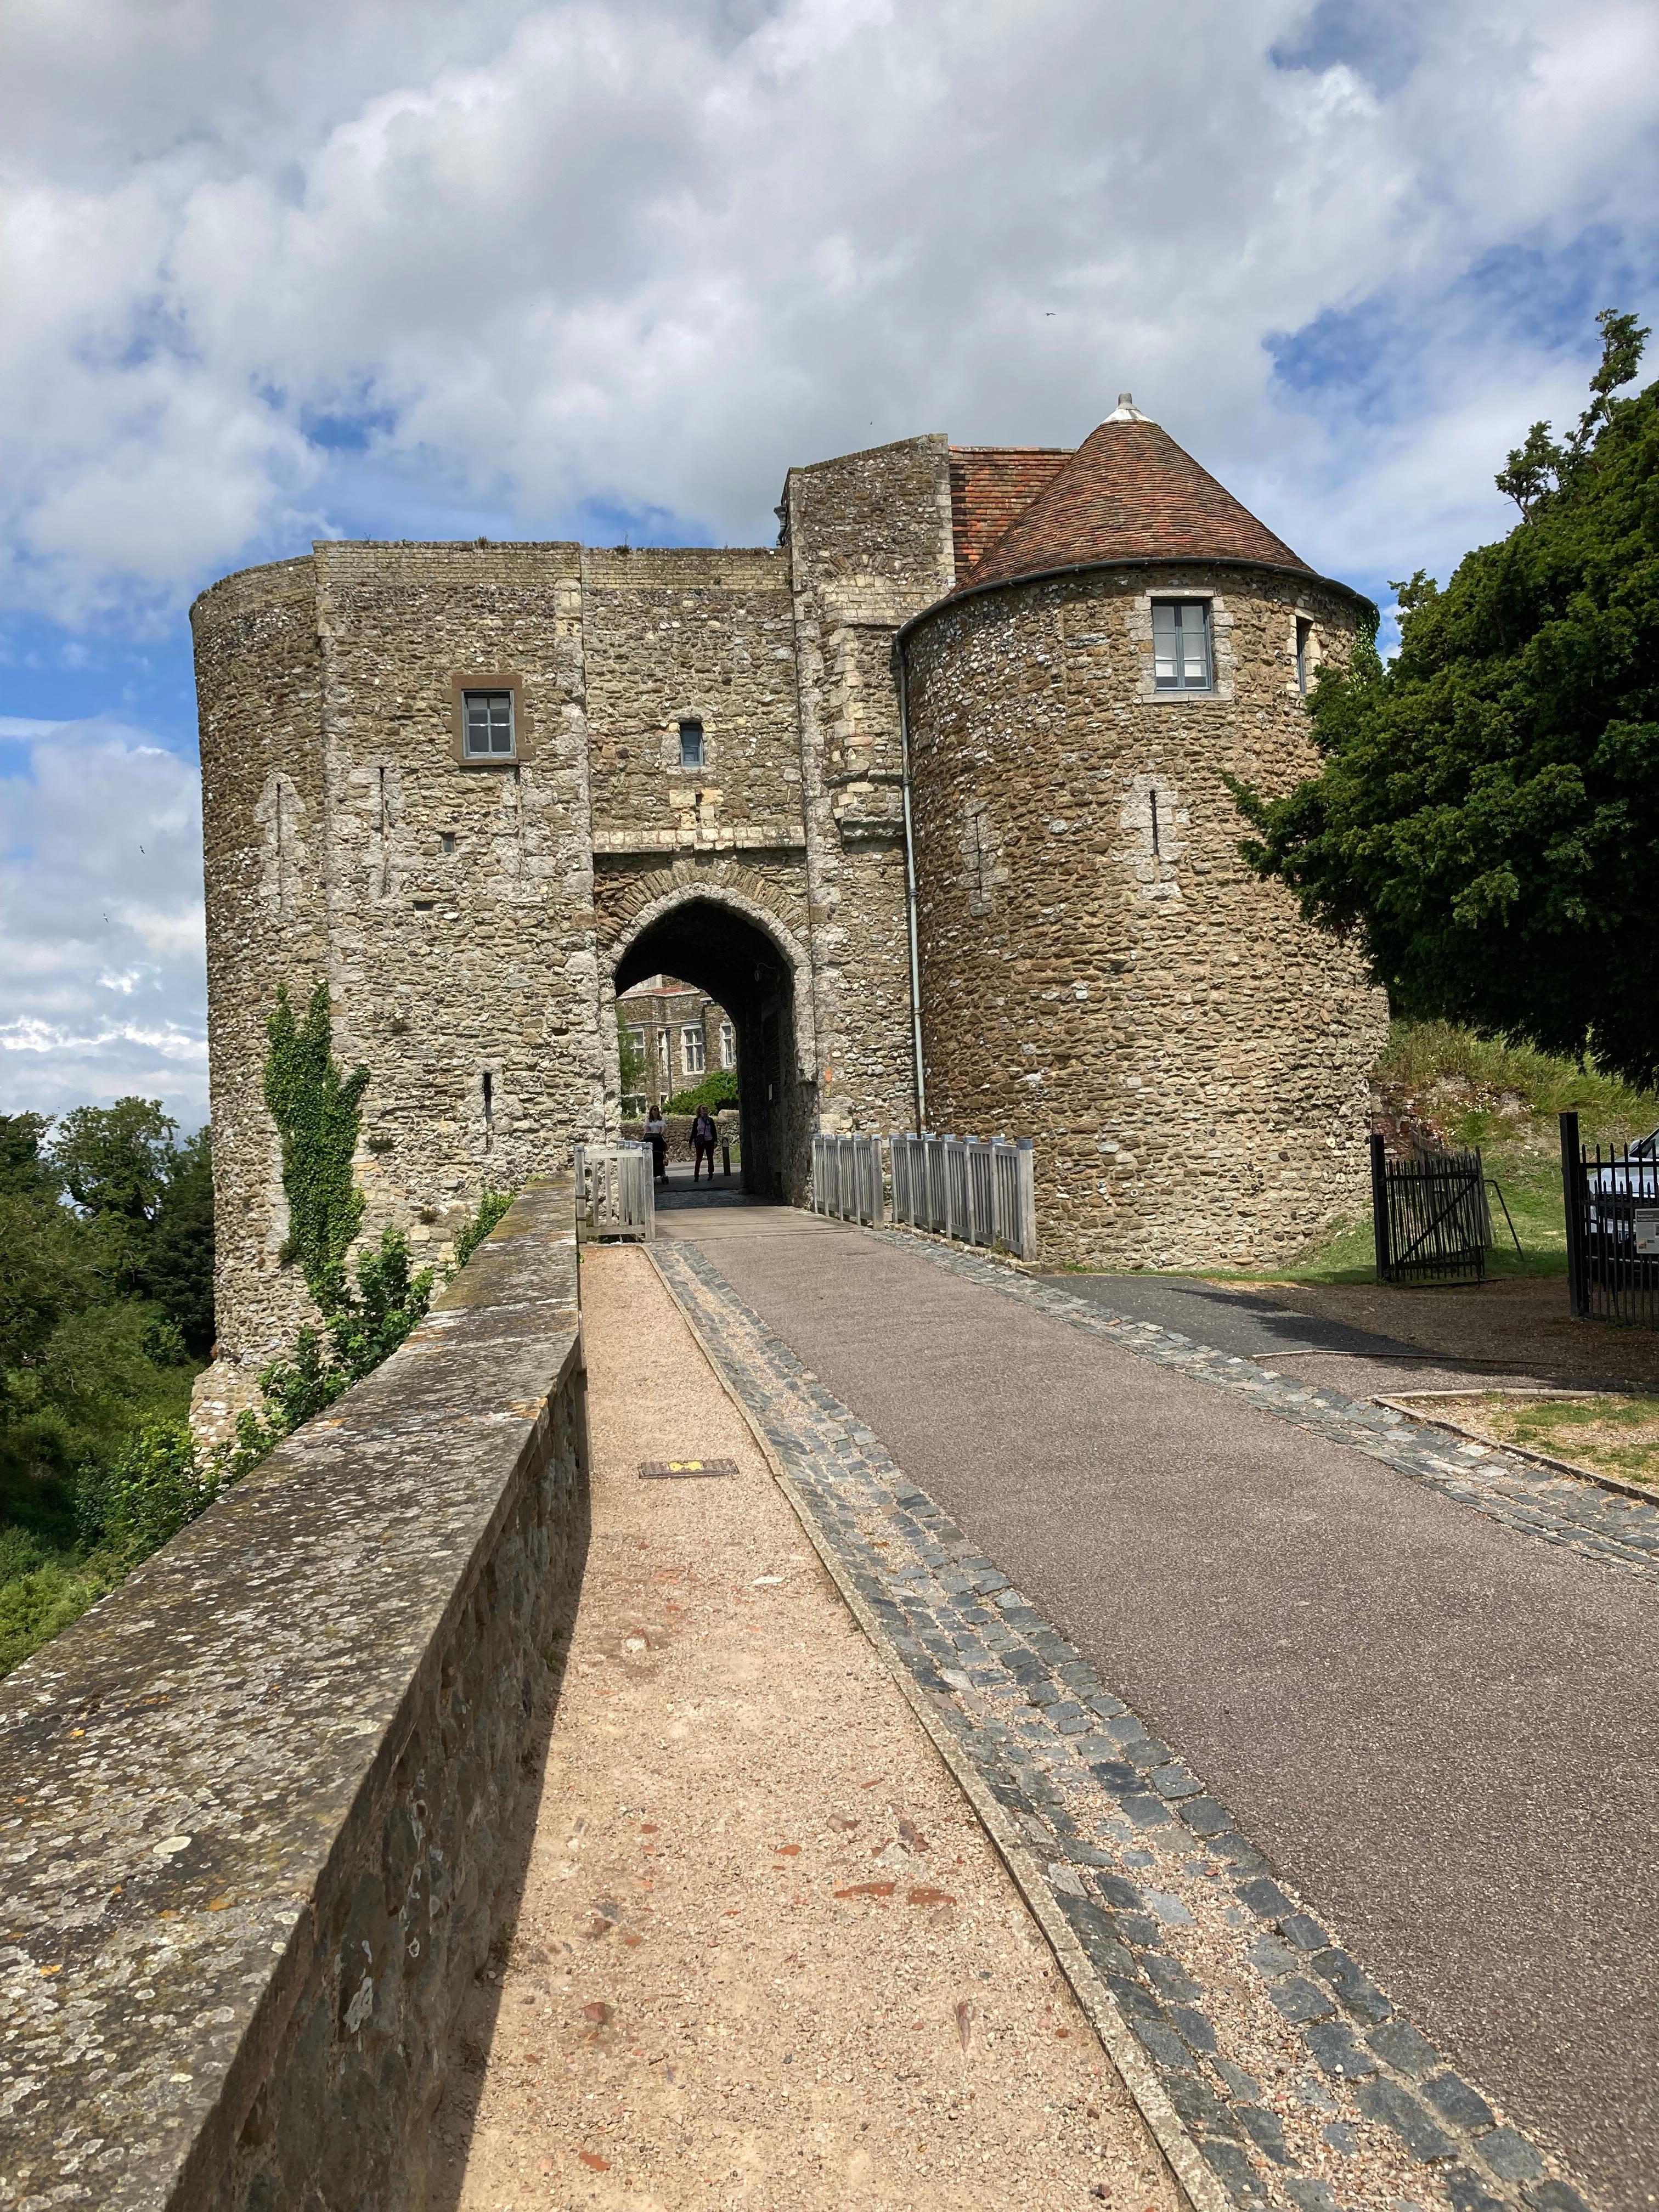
[432,1245,1181,2211]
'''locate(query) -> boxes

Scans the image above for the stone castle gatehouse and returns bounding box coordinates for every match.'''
[193,399,1386,1367]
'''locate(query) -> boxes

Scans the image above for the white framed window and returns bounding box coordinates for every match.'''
[462,689,516,758]
[679,718,705,769]
[1295,616,1313,695]
[719,1021,736,1069]
[681,1024,706,1074]
[657,1030,671,1081]
[1152,601,1212,692]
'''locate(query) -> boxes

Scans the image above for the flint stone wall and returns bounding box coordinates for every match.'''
[904,563,1389,1269]
[194,461,939,1372]
[0,1178,588,2212]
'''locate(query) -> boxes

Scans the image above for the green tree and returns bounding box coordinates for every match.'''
[140,1127,216,1356]
[618,1026,648,1105]
[264,981,369,1312]
[43,1103,216,1353]
[0,1190,110,1396]
[1231,309,1659,1087]
[664,1068,739,1113]
[52,1098,177,1225]
[0,1113,57,1198]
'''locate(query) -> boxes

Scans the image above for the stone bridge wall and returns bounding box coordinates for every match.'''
[0,1178,588,2212]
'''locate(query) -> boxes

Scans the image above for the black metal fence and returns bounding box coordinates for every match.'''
[1560,1111,1659,1328]
[1370,1132,1488,1285]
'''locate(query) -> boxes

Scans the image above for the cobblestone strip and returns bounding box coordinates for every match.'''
[881,1233,1659,1581]
[652,1235,1596,2212]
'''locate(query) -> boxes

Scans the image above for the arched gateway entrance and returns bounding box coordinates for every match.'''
[607,890,816,1203]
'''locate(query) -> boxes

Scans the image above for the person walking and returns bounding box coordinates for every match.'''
[691,1104,718,1181]
[644,1101,668,1183]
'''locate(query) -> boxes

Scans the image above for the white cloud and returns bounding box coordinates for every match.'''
[0,0,1653,624]
[0,0,1656,1108]
[0,720,206,1122]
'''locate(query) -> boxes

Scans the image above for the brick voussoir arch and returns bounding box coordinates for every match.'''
[602,865,819,1082]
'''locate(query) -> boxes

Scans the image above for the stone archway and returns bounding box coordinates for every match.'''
[603,881,818,1202]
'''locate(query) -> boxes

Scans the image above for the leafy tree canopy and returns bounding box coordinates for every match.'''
[140,1126,216,1357]
[52,1098,178,1222]
[0,1113,57,1198]
[664,1068,739,1114]
[1231,309,1659,1088]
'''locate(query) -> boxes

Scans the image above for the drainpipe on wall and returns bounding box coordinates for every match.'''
[895,634,928,1135]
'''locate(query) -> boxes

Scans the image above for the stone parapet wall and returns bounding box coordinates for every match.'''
[904,564,1389,1269]
[0,1178,589,2212]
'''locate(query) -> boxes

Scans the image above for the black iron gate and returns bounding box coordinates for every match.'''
[1370,1132,1487,1285]
[1560,1111,1659,1328]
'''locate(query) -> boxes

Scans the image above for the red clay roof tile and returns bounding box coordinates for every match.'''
[949,445,1074,577]
[961,415,1308,592]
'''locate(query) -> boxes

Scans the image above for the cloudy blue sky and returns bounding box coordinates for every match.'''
[2,0,1656,1124]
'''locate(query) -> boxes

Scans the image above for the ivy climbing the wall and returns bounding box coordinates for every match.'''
[264,980,369,1313]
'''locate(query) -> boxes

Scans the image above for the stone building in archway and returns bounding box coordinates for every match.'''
[192,400,1385,1369]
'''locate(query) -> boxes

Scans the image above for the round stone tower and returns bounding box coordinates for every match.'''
[900,397,1388,1269]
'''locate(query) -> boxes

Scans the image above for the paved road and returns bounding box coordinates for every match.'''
[1040,1275,1422,1364]
[665,1206,1659,2208]
[1045,1274,1591,1399]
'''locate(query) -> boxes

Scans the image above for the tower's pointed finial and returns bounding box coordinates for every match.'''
[1107,391,1151,422]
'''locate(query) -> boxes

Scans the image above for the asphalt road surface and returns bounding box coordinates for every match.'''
[666,1206,1659,2209]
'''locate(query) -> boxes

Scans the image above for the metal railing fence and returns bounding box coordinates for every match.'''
[1369,1132,1486,1285]
[1561,1111,1659,1328]
[573,1142,656,1242]
[882,1131,1038,1261]
[809,1133,887,1226]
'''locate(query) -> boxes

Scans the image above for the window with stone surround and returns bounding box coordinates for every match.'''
[1295,616,1313,695]
[1152,600,1212,691]
[462,689,516,758]
[681,1024,706,1074]
[451,673,529,765]
[678,718,706,769]
[719,1022,736,1069]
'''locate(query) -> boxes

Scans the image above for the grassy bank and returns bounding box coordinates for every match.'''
[1245,1022,1659,1287]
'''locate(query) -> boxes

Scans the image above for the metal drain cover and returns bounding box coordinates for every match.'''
[639,1457,737,1481]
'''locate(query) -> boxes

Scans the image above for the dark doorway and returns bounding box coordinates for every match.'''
[613,896,809,1202]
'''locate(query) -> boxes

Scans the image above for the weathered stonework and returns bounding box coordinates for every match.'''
[0,1180,588,2212]
[902,565,1387,1267]
[193,411,1385,1357]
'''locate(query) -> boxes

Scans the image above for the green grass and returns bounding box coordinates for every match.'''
[1220,1021,1659,1287]
[1262,1141,1573,1286]
[1374,1019,1659,1148]
[1450,1393,1659,1487]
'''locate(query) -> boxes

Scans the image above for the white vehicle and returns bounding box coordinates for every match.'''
[1586,1128,1659,1258]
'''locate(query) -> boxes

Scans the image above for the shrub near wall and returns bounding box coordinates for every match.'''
[0,1177,588,2211]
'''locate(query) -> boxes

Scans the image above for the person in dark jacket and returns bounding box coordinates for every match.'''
[644,1102,668,1183]
[691,1104,718,1180]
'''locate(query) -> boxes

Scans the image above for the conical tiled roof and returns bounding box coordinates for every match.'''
[961,398,1309,592]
